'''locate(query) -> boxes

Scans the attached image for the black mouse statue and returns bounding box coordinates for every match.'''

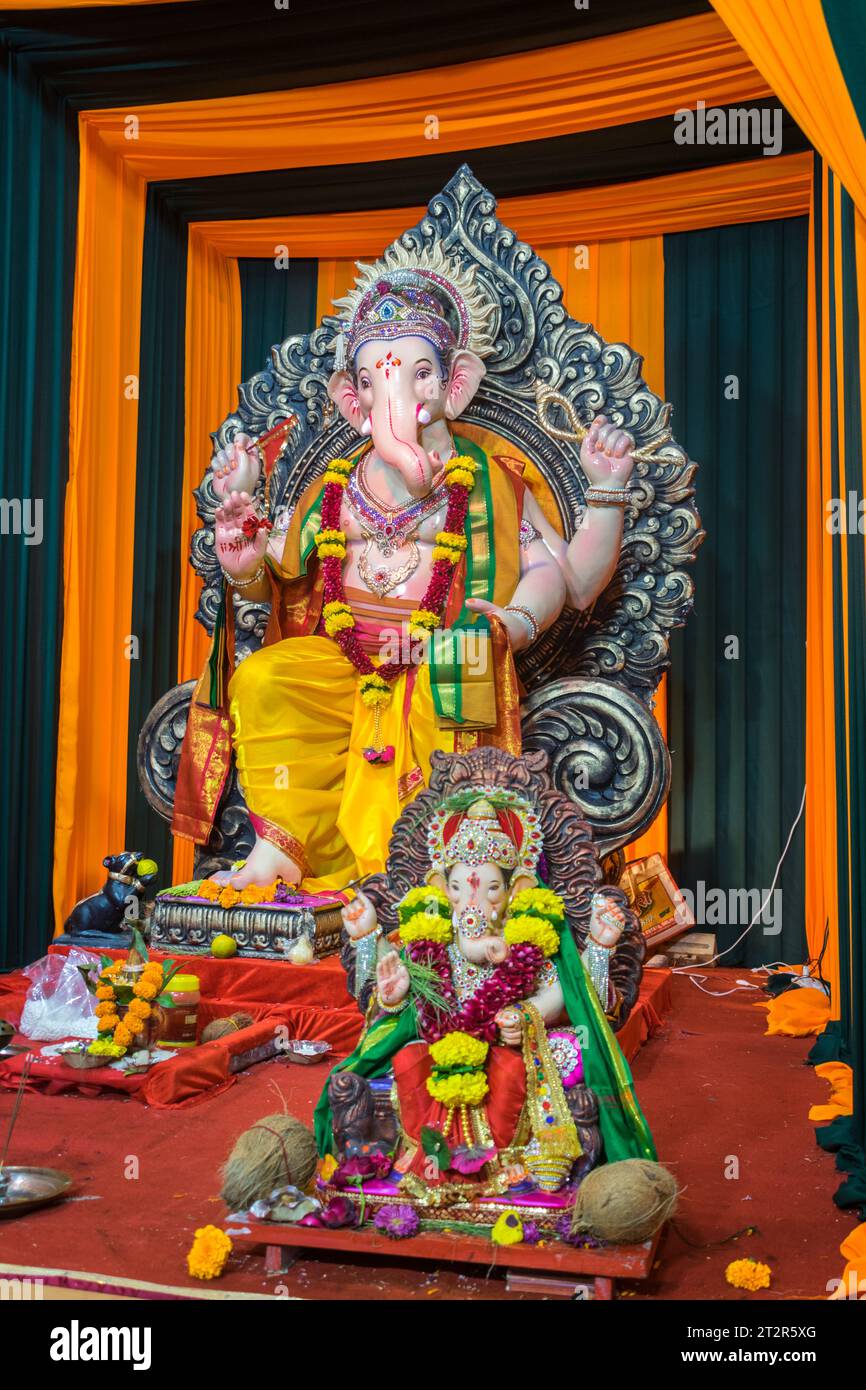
[63,851,160,937]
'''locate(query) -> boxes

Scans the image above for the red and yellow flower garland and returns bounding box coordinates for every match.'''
[315,454,477,708]
[94,957,162,1051]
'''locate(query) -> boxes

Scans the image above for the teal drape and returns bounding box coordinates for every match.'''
[238,258,318,383]
[665,217,808,967]
[0,46,77,968]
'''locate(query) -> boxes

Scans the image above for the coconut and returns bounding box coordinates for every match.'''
[220,1112,318,1212]
[571,1159,679,1244]
[200,1011,255,1043]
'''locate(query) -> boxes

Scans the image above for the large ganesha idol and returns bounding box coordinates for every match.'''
[313,762,655,1218]
[171,236,639,894]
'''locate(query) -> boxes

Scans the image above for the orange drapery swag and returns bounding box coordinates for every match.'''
[52,14,779,926]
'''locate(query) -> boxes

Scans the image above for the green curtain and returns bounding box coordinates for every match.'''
[238,258,318,382]
[665,217,808,968]
[0,47,78,968]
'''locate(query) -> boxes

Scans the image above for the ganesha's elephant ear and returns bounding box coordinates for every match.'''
[444,349,486,419]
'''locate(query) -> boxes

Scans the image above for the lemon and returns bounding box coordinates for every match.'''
[137,858,158,876]
[211,933,238,959]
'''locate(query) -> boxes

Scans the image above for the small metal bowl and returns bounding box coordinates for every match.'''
[0,1166,72,1219]
[282,1039,332,1066]
[61,1051,107,1070]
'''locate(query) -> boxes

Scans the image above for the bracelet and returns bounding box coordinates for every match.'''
[588,934,618,951]
[378,992,409,1015]
[349,922,380,944]
[223,564,265,589]
[584,486,631,508]
[504,603,539,644]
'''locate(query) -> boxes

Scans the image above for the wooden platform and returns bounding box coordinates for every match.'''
[227,1219,660,1300]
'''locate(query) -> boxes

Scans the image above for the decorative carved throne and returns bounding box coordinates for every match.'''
[138,164,702,886]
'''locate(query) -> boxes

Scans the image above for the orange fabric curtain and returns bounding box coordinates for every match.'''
[712,0,866,219]
[53,126,147,932]
[82,12,767,181]
[804,165,842,1010]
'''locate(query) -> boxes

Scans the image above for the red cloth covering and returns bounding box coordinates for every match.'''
[393,1039,527,1178]
[0,947,364,1108]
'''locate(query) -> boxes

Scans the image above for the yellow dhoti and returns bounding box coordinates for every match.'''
[228,634,454,892]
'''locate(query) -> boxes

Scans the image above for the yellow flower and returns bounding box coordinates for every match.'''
[725,1259,771,1291]
[491,1210,524,1246]
[427,1070,489,1107]
[128,998,151,1020]
[322,468,351,488]
[434,530,467,552]
[319,1153,339,1183]
[314,528,347,559]
[429,1031,489,1069]
[240,884,267,905]
[399,913,452,945]
[187,1225,232,1280]
[504,913,560,958]
[197,879,221,901]
[133,980,158,1000]
[399,885,450,914]
[218,886,240,909]
[97,1014,120,1033]
[95,985,115,1001]
[95,1001,115,1018]
[87,1039,125,1059]
[114,1023,134,1047]
[508,887,565,922]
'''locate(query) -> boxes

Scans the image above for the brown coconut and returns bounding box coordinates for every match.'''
[220,1112,318,1211]
[200,1011,254,1043]
[571,1159,679,1244]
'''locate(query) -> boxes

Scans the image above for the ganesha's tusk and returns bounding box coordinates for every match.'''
[534,382,671,463]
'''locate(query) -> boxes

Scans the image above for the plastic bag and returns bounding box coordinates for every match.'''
[19,948,102,1041]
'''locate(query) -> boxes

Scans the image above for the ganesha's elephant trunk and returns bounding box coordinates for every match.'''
[368,389,434,499]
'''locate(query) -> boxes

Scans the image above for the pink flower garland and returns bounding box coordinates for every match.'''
[407,938,544,1043]
[319,465,470,683]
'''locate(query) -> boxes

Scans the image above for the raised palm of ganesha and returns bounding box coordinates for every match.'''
[172,244,637,893]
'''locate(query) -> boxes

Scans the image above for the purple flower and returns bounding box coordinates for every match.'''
[555,1212,601,1248]
[320,1196,359,1229]
[449,1145,497,1176]
[522,1221,542,1245]
[373,1204,420,1240]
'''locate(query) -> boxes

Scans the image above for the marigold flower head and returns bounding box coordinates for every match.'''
[187,1225,232,1280]
[133,980,158,1000]
[98,1014,120,1033]
[725,1258,771,1291]
[95,985,115,1001]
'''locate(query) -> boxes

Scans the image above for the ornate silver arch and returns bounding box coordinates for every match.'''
[144,164,702,860]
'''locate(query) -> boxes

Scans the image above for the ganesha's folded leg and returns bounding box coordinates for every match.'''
[228,634,358,881]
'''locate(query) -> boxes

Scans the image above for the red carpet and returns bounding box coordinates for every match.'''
[0,968,849,1299]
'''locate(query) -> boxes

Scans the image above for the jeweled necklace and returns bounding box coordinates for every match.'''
[313,452,477,760]
[348,459,449,556]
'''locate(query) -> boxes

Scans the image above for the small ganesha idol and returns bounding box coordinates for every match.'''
[314,791,656,1208]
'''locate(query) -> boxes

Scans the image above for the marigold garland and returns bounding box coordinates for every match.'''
[503,913,560,958]
[314,453,477,704]
[429,1031,489,1069]
[426,1069,489,1107]
[187,1225,233,1280]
